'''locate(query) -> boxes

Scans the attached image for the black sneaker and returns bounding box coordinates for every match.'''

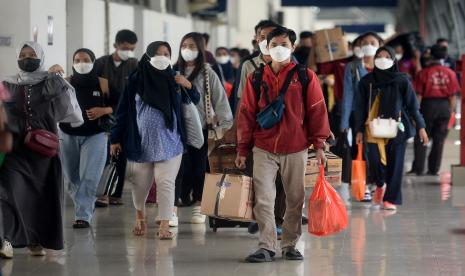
[282,247,303,261]
[301,215,308,225]
[245,248,275,263]
[248,222,259,234]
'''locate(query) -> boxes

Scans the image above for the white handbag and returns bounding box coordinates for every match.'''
[367,83,400,139]
[369,118,399,138]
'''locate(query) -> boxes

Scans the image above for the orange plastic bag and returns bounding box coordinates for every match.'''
[351,143,366,201]
[308,165,349,236]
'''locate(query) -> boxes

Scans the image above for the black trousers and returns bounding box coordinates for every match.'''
[368,141,407,205]
[412,99,450,175]
[181,130,209,203]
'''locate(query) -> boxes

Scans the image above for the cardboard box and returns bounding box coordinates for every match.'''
[208,144,237,174]
[201,173,254,221]
[305,150,342,188]
[314,27,348,63]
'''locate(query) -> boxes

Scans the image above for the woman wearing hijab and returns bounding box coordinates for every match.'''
[175,32,233,224]
[354,46,429,211]
[215,47,235,84]
[0,41,83,258]
[59,48,119,229]
[111,41,200,239]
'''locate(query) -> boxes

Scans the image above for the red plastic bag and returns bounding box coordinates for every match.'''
[448,112,456,129]
[351,143,366,201]
[308,165,349,236]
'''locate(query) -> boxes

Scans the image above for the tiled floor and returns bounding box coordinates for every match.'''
[2,132,465,276]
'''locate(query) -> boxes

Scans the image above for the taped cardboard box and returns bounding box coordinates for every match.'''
[201,173,254,221]
[314,27,348,63]
[208,144,237,173]
[305,150,342,188]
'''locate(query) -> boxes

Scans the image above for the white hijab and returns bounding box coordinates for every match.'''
[3,41,48,85]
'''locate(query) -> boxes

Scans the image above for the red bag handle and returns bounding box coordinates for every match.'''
[319,165,326,182]
[356,143,363,161]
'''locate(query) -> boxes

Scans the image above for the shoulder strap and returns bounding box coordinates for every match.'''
[252,64,266,102]
[295,64,309,101]
[278,66,299,99]
[203,66,214,125]
[352,62,361,82]
[98,77,110,97]
[250,59,259,70]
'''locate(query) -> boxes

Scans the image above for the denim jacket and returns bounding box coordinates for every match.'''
[340,60,368,130]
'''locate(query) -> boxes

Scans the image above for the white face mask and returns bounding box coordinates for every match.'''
[117,50,135,61]
[230,56,238,65]
[216,55,230,64]
[73,62,94,74]
[353,46,364,58]
[269,46,292,63]
[181,48,199,62]
[149,55,171,70]
[259,40,270,55]
[395,53,403,61]
[361,44,378,57]
[374,57,394,70]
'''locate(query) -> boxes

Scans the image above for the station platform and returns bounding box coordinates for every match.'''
[1,131,464,276]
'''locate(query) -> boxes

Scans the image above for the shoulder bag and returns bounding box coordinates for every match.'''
[23,86,59,158]
[367,83,401,139]
[181,87,204,149]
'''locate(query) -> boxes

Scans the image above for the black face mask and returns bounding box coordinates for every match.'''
[18,58,41,72]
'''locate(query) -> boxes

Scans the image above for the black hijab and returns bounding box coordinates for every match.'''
[137,41,176,130]
[70,48,99,88]
[372,46,408,119]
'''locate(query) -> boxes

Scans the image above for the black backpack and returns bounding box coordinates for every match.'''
[251,63,310,105]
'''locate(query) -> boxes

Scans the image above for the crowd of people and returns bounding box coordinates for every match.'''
[0,18,461,263]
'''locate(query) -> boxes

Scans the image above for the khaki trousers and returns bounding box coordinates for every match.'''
[252,147,307,252]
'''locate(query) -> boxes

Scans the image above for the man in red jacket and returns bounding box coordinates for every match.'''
[236,26,330,263]
[410,44,460,175]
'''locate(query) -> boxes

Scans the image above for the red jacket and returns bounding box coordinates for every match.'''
[237,62,330,156]
[414,64,460,98]
[318,58,351,102]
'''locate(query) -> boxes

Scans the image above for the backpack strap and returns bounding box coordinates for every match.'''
[252,64,267,103]
[250,58,259,70]
[295,64,309,104]
[98,77,110,97]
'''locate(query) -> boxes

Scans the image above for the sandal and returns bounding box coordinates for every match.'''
[282,247,304,261]
[133,218,147,236]
[95,196,109,208]
[109,197,124,205]
[245,248,275,263]
[73,220,90,229]
[156,228,175,240]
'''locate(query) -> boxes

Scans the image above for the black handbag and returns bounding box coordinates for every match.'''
[96,158,118,197]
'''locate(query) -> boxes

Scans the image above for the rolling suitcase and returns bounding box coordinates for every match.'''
[209,217,251,232]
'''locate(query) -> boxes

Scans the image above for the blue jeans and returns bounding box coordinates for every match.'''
[59,131,108,222]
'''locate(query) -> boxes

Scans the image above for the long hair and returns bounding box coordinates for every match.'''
[176,32,206,82]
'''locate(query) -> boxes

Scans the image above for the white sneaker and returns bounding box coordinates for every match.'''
[29,245,46,257]
[191,206,206,224]
[169,213,179,227]
[0,240,13,259]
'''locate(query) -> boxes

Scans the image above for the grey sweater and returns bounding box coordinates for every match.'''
[185,64,233,131]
